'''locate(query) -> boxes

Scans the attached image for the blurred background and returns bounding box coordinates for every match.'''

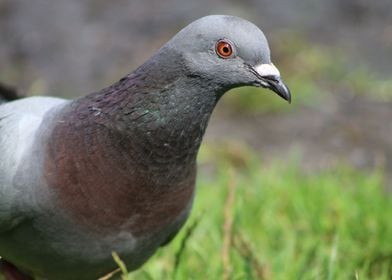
[0,0,391,279]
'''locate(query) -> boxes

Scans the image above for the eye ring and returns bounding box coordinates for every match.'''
[215,40,234,59]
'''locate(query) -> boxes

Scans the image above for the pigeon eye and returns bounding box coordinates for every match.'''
[216,40,234,58]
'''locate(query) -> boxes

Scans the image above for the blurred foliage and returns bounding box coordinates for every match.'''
[125,144,392,280]
[223,32,392,113]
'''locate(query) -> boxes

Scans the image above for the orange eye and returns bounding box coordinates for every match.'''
[216,40,234,58]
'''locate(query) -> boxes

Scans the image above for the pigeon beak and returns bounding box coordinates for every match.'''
[253,63,292,103]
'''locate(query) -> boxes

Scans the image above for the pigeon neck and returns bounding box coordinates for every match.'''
[64,57,222,184]
[44,53,223,235]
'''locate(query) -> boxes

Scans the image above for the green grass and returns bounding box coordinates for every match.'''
[125,148,392,280]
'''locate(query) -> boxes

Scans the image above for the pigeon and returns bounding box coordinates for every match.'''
[0,15,291,280]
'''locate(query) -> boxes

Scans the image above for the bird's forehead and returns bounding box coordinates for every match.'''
[170,15,271,65]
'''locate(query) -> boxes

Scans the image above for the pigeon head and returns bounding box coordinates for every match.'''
[162,15,291,102]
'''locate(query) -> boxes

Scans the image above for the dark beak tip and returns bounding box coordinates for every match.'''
[253,70,292,104]
[274,81,291,104]
[286,88,292,104]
